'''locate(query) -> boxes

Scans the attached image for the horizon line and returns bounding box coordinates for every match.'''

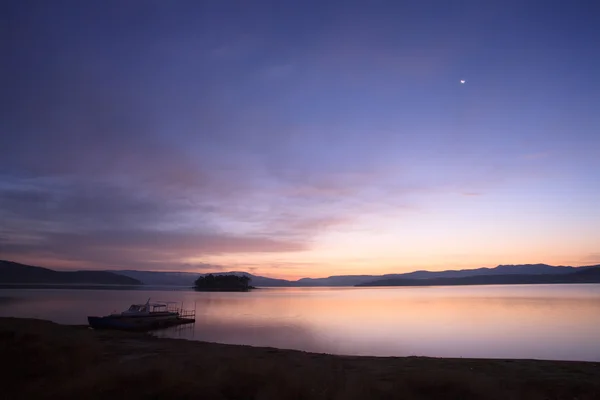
[3,259,599,281]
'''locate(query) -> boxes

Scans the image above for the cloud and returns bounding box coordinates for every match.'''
[581,254,600,265]
[1,229,304,265]
[0,178,308,270]
[261,215,355,240]
[1,222,305,268]
[1,1,549,274]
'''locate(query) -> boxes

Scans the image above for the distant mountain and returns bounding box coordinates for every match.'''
[113,263,597,287]
[0,260,142,285]
[384,264,581,279]
[298,264,589,286]
[357,266,600,287]
[296,275,380,287]
[114,270,294,287]
[112,270,202,286]
[3,260,597,287]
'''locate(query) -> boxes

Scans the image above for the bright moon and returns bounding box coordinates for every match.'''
[460,80,466,84]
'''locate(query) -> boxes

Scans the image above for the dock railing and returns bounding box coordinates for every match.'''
[178,309,196,319]
[159,301,196,320]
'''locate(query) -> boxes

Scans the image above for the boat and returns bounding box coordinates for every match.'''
[87,298,195,331]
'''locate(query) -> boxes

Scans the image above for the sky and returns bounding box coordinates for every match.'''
[1,1,599,279]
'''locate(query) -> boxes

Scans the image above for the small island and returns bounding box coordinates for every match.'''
[194,274,255,291]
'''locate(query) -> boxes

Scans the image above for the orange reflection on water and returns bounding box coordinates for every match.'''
[179,285,600,360]
[1,285,599,361]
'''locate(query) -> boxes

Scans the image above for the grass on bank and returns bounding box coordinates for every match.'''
[1,318,599,400]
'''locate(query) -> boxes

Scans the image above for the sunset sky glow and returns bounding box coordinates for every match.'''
[1,1,599,279]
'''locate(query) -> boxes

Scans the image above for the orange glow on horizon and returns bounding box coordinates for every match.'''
[6,252,598,280]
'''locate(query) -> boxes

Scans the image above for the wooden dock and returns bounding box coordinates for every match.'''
[88,300,196,332]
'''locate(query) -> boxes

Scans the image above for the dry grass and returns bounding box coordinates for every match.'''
[1,318,599,399]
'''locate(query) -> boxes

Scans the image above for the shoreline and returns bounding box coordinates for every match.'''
[1,282,600,292]
[2,318,599,399]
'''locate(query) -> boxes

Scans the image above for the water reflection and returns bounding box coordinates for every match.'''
[0,285,599,361]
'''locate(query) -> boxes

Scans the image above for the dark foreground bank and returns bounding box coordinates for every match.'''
[1,318,599,400]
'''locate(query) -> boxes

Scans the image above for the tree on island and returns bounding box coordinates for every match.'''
[194,274,254,291]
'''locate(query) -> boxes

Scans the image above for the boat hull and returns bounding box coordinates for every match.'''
[87,313,180,331]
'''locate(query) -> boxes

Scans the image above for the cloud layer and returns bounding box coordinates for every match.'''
[2,1,599,275]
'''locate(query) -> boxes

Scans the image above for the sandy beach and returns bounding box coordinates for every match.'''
[2,317,599,399]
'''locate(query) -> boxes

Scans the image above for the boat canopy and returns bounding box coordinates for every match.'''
[122,299,171,314]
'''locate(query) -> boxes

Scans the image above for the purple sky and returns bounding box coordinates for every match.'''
[1,1,599,278]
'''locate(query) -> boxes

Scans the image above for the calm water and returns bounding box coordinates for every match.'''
[1,285,599,362]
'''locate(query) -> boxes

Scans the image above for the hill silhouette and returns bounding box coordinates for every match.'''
[0,260,141,285]
[356,266,600,287]
[113,263,599,287]
[2,259,599,287]
[114,270,293,287]
[295,264,590,286]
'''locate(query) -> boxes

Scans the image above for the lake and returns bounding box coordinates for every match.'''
[1,284,599,362]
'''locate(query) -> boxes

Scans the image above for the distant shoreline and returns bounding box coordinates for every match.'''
[2,317,599,399]
[193,286,256,292]
[357,268,600,287]
[1,282,599,291]
[4,259,600,288]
